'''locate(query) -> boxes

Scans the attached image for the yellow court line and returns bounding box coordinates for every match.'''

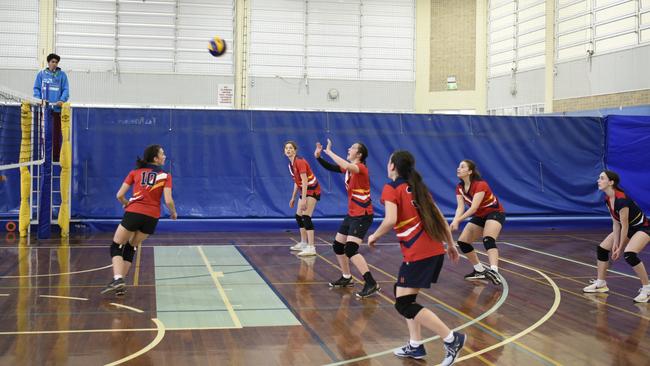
[316,236,562,366]
[196,246,243,329]
[39,294,88,301]
[110,303,144,314]
[0,264,112,279]
[104,318,166,366]
[452,256,562,365]
[133,244,143,286]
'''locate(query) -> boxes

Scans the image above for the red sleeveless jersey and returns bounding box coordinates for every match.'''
[456,180,503,217]
[289,156,320,196]
[344,163,373,216]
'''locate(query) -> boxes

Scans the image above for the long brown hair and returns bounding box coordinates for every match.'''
[460,159,482,183]
[391,151,452,243]
[136,144,162,168]
[603,170,624,192]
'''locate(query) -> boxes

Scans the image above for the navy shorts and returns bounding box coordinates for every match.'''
[628,225,650,239]
[396,254,445,289]
[470,211,506,228]
[121,211,159,235]
[338,215,373,240]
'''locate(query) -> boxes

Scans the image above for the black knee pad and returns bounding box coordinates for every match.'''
[333,240,346,255]
[483,236,497,250]
[395,295,423,319]
[122,242,136,263]
[302,215,314,230]
[295,214,304,228]
[597,246,610,262]
[457,241,474,254]
[624,251,641,267]
[345,241,360,258]
[110,241,124,258]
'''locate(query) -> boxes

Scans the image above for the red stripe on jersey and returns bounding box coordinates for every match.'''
[381,179,445,262]
[345,163,373,216]
[124,167,172,219]
[456,180,504,217]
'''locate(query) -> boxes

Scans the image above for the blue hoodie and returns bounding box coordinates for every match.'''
[33,67,70,112]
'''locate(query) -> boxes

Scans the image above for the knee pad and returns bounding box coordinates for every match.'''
[302,215,314,230]
[110,241,124,258]
[295,214,304,228]
[333,240,346,255]
[395,295,423,319]
[457,241,474,254]
[345,242,360,258]
[122,243,136,263]
[624,251,641,267]
[483,236,497,251]
[597,246,610,262]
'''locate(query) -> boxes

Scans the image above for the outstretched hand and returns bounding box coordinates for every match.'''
[325,138,332,152]
[314,142,323,158]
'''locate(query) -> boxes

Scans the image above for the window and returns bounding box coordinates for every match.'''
[0,0,39,69]
[557,0,648,62]
[488,0,546,77]
[55,0,234,74]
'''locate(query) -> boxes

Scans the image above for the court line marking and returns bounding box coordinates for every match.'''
[195,245,243,329]
[104,318,166,366]
[500,241,636,279]
[39,294,88,301]
[0,264,112,279]
[0,294,9,297]
[564,234,601,243]
[110,303,144,314]
[315,236,561,366]
[453,254,562,365]
[133,243,143,286]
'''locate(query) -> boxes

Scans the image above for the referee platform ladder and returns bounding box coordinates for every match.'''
[31,161,70,231]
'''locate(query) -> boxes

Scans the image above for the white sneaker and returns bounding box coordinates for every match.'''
[633,287,650,303]
[297,246,316,257]
[583,280,609,293]
[290,242,307,251]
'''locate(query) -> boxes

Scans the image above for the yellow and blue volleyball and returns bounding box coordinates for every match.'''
[208,36,227,57]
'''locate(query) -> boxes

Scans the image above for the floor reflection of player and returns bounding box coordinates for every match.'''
[585,293,650,365]
[331,293,377,364]
[457,283,504,362]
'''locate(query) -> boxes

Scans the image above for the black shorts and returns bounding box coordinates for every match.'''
[396,254,445,289]
[337,215,373,240]
[120,211,159,235]
[628,225,650,239]
[470,211,506,228]
[306,193,321,201]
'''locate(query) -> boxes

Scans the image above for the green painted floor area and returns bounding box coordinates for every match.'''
[154,245,299,329]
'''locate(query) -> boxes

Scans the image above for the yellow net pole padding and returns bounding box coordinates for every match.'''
[57,102,71,237]
[18,102,32,237]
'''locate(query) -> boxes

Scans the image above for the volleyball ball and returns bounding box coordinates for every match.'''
[208,36,227,57]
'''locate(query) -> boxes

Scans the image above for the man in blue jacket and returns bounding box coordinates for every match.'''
[33,53,69,162]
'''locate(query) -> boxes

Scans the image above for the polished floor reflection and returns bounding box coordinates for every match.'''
[0,229,648,365]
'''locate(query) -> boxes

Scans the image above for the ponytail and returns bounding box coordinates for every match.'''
[136,144,162,168]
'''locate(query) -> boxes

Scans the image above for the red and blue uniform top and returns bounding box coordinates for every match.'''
[605,189,649,228]
[381,178,445,262]
[456,180,504,217]
[123,165,172,219]
[343,163,373,216]
[289,156,321,196]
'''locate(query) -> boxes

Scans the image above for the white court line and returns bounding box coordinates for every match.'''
[104,318,166,366]
[501,241,636,279]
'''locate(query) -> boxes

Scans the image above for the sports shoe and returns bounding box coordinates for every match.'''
[483,269,502,286]
[583,280,609,293]
[356,282,380,298]
[297,245,316,257]
[393,343,426,359]
[441,332,466,366]
[633,287,650,303]
[329,276,354,288]
[100,278,125,294]
[464,269,486,280]
[116,287,127,297]
[290,241,307,251]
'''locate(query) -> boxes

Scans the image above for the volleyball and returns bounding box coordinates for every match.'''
[208,36,227,57]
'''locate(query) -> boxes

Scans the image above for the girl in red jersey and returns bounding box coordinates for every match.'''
[583,170,650,303]
[368,151,465,366]
[101,144,177,296]
[284,141,319,257]
[315,139,379,298]
[450,159,504,285]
